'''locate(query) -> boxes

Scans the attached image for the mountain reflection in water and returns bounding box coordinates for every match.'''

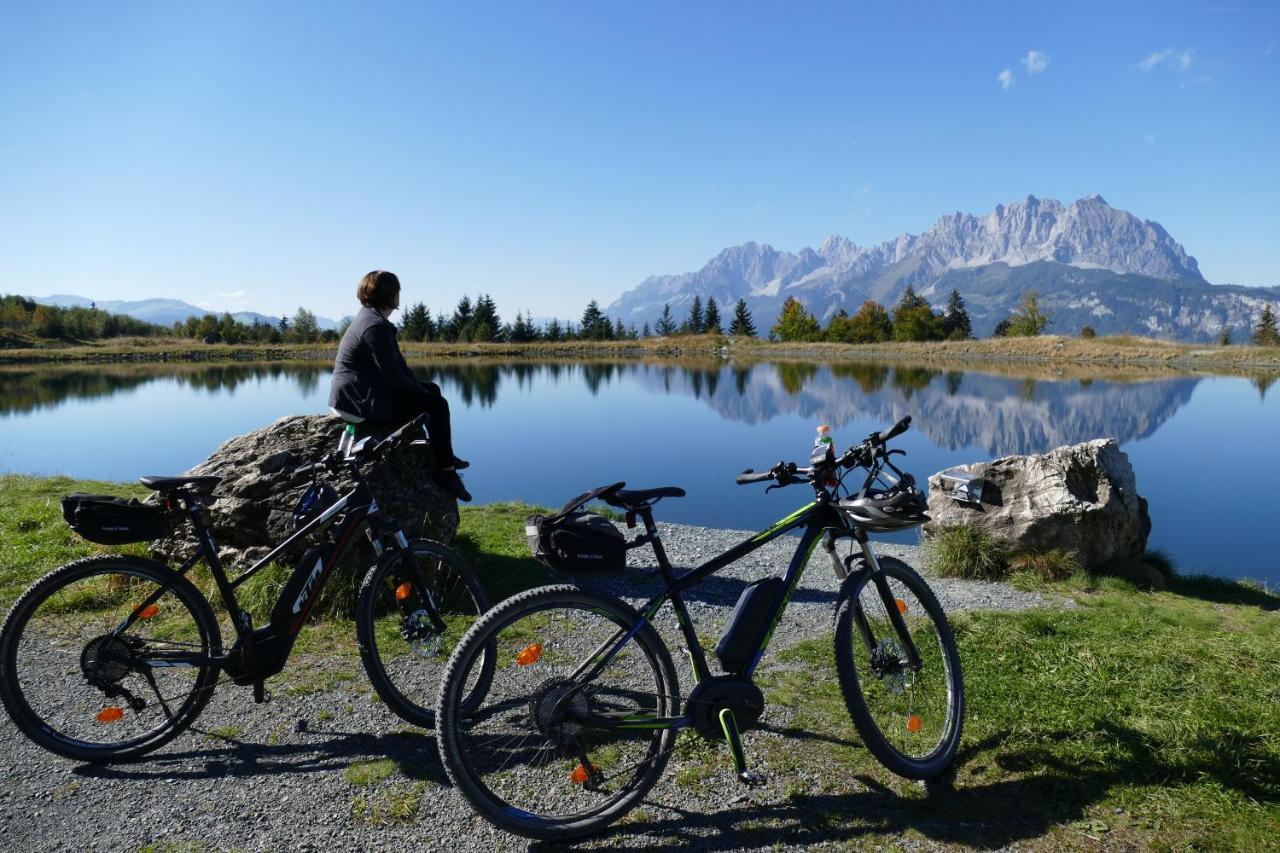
[0,360,1256,457]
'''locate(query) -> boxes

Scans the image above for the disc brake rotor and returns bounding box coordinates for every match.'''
[401,610,443,658]
[875,639,909,694]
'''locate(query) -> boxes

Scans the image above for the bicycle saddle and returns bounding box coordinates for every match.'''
[138,475,223,492]
[612,486,686,508]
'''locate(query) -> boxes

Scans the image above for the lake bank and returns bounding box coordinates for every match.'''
[3,334,1279,375]
[1,475,1277,850]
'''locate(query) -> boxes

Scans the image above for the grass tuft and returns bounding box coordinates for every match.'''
[1009,548,1082,582]
[1142,548,1177,582]
[926,524,1010,580]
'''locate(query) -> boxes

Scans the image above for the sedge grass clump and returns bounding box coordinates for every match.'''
[1008,548,1082,582]
[1141,548,1177,583]
[926,524,1009,580]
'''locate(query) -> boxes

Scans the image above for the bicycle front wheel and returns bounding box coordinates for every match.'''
[833,555,964,779]
[0,555,221,762]
[436,585,680,841]
[356,539,491,728]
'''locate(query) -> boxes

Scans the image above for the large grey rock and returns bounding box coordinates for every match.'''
[923,438,1150,568]
[151,414,458,570]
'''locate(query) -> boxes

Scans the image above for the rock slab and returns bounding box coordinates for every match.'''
[151,414,458,569]
[924,438,1149,568]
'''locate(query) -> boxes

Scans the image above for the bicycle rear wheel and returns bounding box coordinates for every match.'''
[436,585,679,841]
[833,555,963,779]
[356,539,491,728]
[0,555,221,762]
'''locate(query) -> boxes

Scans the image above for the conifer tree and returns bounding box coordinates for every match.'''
[1254,304,1279,346]
[729,298,757,337]
[581,300,609,340]
[655,304,677,336]
[704,297,722,334]
[686,296,704,334]
[943,289,972,340]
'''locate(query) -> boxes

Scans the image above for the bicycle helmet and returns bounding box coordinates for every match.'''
[837,484,930,532]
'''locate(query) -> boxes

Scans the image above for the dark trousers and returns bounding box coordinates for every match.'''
[359,382,455,468]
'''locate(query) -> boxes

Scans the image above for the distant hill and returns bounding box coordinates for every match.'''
[606,195,1279,342]
[31,295,340,331]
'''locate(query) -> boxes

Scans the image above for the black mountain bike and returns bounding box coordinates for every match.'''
[436,416,964,840]
[0,415,492,763]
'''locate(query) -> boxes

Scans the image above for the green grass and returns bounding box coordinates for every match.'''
[1008,548,1082,582]
[754,576,1280,850]
[344,757,397,786]
[925,523,1010,580]
[349,781,428,825]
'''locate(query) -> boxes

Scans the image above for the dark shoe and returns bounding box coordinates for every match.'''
[437,469,472,502]
[451,457,470,470]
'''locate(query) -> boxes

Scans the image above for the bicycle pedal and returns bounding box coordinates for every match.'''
[738,770,767,787]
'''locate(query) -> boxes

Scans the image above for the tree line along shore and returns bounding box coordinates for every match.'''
[3,290,1279,372]
[2,332,1279,373]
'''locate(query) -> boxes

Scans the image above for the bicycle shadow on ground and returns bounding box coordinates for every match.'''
[70,726,448,786]
[566,721,1279,851]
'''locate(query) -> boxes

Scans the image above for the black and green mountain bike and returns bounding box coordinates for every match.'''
[435,415,964,840]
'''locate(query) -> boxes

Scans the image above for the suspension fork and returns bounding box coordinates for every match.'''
[370,517,448,634]
[849,535,924,671]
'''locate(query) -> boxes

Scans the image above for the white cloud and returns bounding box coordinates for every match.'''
[997,68,1014,90]
[1022,50,1050,74]
[1135,48,1193,72]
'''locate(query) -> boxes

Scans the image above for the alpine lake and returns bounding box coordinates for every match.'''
[1,357,1277,585]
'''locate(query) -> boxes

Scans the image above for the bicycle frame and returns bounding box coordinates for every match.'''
[565,495,924,734]
[115,459,433,684]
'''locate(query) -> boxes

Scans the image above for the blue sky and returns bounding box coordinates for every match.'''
[1,2,1277,322]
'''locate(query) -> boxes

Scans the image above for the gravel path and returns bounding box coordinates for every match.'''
[1,522,1057,852]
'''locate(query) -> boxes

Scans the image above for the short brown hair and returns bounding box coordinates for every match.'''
[357,270,400,309]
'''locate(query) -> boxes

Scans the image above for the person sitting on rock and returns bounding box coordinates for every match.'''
[329,269,471,502]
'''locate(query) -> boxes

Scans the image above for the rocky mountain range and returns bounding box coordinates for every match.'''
[29,294,340,331]
[607,195,1279,341]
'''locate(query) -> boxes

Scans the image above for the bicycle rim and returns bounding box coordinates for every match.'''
[2,560,217,757]
[360,542,489,723]
[442,588,676,834]
[839,562,961,770]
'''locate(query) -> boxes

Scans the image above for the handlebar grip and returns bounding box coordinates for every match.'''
[876,415,912,444]
[736,469,774,485]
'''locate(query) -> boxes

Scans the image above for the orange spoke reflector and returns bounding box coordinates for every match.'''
[895,599,908,614]
[906,714,922,733]
[395,583,412,601]
[571,764,590,784]
[515,642,543,667]
[138,604,159,619]
[97,707,124,723]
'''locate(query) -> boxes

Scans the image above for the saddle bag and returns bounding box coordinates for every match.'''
[526,482,627,576]
[60,493,177,546]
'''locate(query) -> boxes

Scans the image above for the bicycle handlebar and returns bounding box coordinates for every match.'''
[876,415,911,445]
[736,416,912,487]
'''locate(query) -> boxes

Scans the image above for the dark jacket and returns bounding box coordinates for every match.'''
[328,306,430,422]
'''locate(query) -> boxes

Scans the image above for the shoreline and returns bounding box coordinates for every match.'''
[1,334,1278,374]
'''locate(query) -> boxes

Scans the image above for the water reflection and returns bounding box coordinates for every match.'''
[1,358,1255,458]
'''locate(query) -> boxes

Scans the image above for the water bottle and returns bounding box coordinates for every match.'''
[813,424,835,463]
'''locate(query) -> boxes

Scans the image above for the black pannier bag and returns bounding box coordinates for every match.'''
[60,493,177,546]
[715,576,786,674]
[526,483,627,576]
